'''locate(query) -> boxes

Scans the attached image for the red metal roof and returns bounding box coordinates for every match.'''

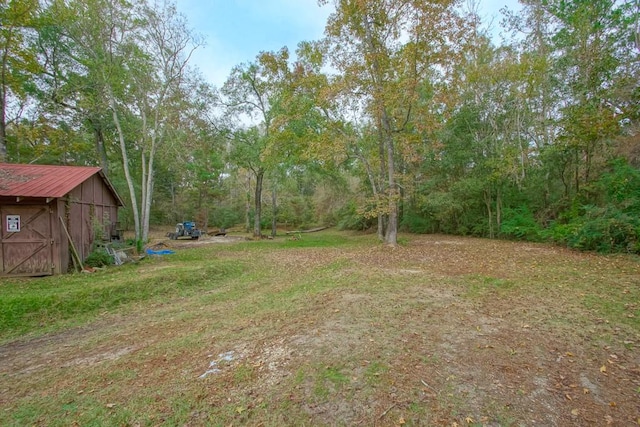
[0,163,123,205]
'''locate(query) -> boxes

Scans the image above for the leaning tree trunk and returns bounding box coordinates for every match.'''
[88,118,109,175]
[107,87,141,241]
[141,134,159,243]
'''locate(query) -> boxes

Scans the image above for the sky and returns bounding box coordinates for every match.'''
[175,0,521,89]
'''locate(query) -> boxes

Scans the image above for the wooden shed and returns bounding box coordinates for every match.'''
[0,163,124,276]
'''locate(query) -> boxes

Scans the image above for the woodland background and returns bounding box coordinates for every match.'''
[1,0,639,252]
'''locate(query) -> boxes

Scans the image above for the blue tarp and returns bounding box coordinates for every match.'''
[145,248,175,255]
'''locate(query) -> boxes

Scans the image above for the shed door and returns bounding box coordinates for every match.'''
[0,205,54,276]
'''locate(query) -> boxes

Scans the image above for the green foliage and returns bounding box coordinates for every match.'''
[598,159,640,211]
[123,238,144,254]
[83,249,113,268]
[211,206,243,229]
[415,177,489,236]
[275,194,316,229]
[548,159,640,253]
[400,210,433,234]
[336,200,373,231]
[500,206,543,241]
[418,191,464,234]
[554,206,640,253]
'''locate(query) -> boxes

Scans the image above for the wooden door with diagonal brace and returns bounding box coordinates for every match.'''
[0,205,54,276]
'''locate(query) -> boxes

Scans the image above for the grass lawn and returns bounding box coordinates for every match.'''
[0,230,639,426]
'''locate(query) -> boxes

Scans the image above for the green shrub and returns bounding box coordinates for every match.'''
[548,205,639,254]
[84,249,114,267]
[598,158,640,210]
[336,200,373,231]
[547,159,640,254]
[401,211,433,234]
[212,206,243,229]
[500,206,543,241]
[123,238,144,253]
[566,207,639,253]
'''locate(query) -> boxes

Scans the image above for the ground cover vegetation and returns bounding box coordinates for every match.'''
[0,231,639,425]
[0,0,638,250]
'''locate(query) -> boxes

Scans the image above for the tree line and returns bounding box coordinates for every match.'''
[1,0,639,253]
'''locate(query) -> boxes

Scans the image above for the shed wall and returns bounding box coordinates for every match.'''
[66,174,119,270]
[0,200,60,276]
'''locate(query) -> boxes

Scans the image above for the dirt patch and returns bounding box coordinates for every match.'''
[146,234,250,250]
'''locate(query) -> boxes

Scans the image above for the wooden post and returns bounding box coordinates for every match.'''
[59,216,83,272]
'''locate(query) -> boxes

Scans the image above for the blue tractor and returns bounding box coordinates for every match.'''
[167,221,202,240]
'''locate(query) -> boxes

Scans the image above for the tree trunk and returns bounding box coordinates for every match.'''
[107,87,141,241]
[0,83,7,162]
[141,97,165,243]
[382,112,398,246]
[575,150,580,194]
[170,182,177,223]
[496,186,502,234]
[254,169,264,238]
[142,135,159,243]
[377,214,384,238]
[484,188,493,239]
[356,149,384,240]
[363,15,397,246]
[0,42,8,162]
[89,118,109,175]
[140,151,149,242]
[377,126,387,241]
[271,185,277,237]
[245,175,251,233]
[141,166,154,243]
[201,189,209,232]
